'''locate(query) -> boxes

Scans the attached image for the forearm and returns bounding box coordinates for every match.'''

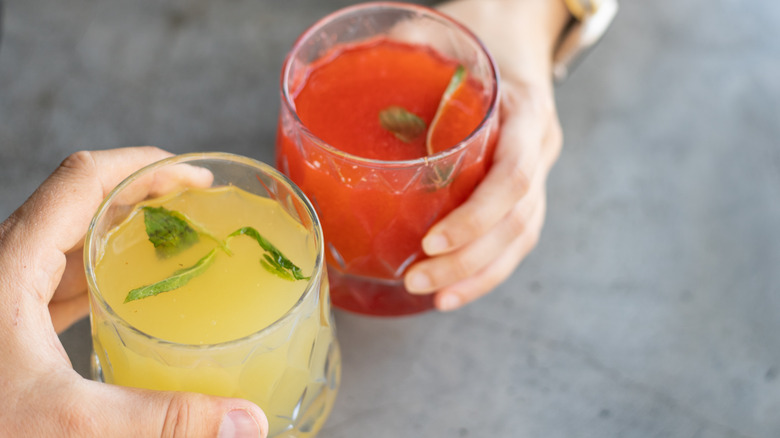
[437,0,571,85]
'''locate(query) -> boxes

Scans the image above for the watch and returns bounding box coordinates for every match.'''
[553,0,619,82]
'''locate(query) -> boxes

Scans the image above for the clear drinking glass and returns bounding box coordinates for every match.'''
[85,153,340,437]
[276,2,500,316]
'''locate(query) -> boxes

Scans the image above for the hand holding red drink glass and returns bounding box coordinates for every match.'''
[277,2,500,316]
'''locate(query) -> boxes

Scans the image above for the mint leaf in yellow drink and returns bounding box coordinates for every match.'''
[89,178,340,438]
[96,186,312,344]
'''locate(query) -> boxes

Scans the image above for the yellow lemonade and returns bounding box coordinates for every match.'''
[89,184,340,437]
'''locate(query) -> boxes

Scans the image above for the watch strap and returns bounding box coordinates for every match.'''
[553,0,619,82]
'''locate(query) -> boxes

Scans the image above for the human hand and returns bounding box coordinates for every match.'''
[404,0,570,311]
[0,147,268,437]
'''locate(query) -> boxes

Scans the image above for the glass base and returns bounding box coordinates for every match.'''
[90,346,340,438]
[328,267,434,316]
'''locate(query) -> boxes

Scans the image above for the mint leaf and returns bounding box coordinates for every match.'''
[261,256,295,281]
[142,206,231,257]
[124,249,217,303]
[142,206,199,257]
[426,65,467,156]
[423,163,456,190]
[441,65,466,105]
[228,226,310,281]
[379,106,426,143]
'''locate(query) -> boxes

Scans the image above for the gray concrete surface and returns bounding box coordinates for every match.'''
[2,0,779,437]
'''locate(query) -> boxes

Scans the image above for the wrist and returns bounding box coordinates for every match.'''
[437,0,571,85]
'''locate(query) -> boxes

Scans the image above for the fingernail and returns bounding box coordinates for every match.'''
[423,233,449,254]
[438,293,461,312]
[219,409,261,438]
[406,272,433,292]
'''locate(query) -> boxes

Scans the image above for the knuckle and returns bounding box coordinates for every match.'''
[551,119,563,146]
[460,210,491,238]
[508,163,531,195]
[161,395,194,438]
[449,252,476,281]
[58,403,99,438]
[60,150,97,173]
[505,206,528,237]
[539,93,557,115]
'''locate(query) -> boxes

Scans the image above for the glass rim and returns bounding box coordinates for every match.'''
[280,1,500,169]
[84,151,326,350]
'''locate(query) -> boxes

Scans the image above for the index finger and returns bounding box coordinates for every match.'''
[10,147,172,252]
[422,105,545,255]
[0,147,207,303]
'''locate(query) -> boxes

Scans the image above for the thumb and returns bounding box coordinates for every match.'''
[79,380,268,438]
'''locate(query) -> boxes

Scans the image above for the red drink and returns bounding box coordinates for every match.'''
[292,40,488,160]
[277,3,499,316]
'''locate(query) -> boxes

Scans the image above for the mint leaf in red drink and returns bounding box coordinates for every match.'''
[379,106,427,143]
[426,65,467,156]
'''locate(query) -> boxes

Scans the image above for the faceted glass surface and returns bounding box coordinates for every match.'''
[86,154,340,438]
[276,3,499,316]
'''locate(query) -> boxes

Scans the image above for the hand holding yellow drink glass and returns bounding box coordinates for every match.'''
[86,153,340,437]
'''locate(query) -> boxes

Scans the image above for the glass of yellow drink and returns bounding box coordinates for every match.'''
[85,152,340,437]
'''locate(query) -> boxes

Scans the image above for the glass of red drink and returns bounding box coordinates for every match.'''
[276,2,499,316]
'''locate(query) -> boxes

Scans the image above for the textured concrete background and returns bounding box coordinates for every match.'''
[1,0,779,437]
